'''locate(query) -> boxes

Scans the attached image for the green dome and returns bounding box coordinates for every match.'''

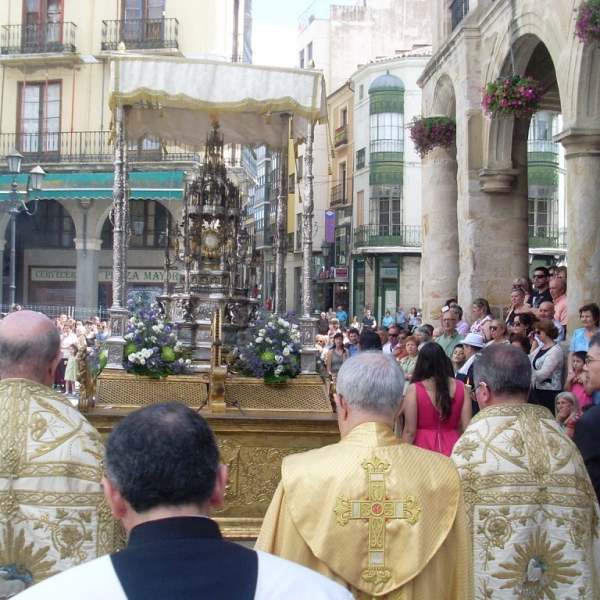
[369,71,404,93]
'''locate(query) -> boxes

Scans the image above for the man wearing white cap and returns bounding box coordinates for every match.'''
[456,332,485,414]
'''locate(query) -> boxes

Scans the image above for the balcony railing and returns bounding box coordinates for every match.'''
[330,183,348,207]
[102,18,178,51]
[528,227,567,250]
[0,131,202,166]
[1,22,76,55]
[354,224,422,248]
[527,139,560,158]
[334,124,348,148]
[450,0,469,31]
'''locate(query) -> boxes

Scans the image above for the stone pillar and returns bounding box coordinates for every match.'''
[0,239,5,309]
[421,146,459,322]
[556,130,600,334]
[74,237,102,311]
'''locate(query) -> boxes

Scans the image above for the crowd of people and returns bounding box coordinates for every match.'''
[316,265,599,445]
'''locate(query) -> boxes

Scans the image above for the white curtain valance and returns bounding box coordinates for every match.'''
[109,55,327,149]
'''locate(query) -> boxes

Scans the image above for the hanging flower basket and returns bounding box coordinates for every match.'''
[575,0,600,46]
[408,116,456,158]
[482,75,545,119]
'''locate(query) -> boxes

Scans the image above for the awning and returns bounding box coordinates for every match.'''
[109,55,327,149]
[0,171,183,201]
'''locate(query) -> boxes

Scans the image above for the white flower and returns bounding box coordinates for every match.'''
[124,333,133,340]
[259,329,266,336]
[152,325,160,333]
[275,365,284,374]
[275,355,284,364]
[282,347,290,356]
[185,359,192,365]
[139,358,146,365]
[265,338,272,344]
[255,337,263,344]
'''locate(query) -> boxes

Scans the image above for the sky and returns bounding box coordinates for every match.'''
[252,0,356,68]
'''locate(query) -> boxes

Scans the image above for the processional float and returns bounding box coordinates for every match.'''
[96,55,329,411]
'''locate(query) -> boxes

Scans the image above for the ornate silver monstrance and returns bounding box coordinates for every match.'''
[158,122,258,366]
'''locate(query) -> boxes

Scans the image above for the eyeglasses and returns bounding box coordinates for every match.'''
[470,382,488,402]
[489,326,499,331]
[585,356,600,365]
[513,321,523,327]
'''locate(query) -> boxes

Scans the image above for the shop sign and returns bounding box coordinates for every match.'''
[380,267,398,278]
[333,267,348,278]
[99,269,179,282]
[31,269,77,281]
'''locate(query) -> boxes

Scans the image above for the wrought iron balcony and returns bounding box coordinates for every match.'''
[334,124,348,148]
[528,227,567,250]
[101,18,179,51]
[354,224,422,248]
[0,131,199,166]
[450,0,469,31]
[1,22,76,55]
[330,183,348,207]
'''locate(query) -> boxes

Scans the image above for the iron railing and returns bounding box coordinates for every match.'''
[101,18,179,51]
[1,304,110,320]
[450,0,469,30]
[0,132,202,166]
[528,227,567,250]
[354,224,422,248]
[1,21,76,55]
[330,183,347,207]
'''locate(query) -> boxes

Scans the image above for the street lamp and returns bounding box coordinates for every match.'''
[6,149,46,306]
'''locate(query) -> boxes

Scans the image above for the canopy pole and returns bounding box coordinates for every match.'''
[106,104,130,369]
[273,114,289,316]
[298,120,318,374]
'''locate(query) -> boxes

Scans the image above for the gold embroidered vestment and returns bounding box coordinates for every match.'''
[256,422,473,600]
[0,379,124,588]
[452,403,600,599]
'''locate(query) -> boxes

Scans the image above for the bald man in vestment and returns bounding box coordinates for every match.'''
[0,311,122,595]
[256,352,473,599]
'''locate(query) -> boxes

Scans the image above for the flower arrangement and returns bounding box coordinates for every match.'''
[123,299,192,378]
[231,314,303,383]
[408,116,456,158]
[482,75,545,119]
[575,0,600,46]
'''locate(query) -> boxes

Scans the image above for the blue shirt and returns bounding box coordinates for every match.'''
[336,310,348,323]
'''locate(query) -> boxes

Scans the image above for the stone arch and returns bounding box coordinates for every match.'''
[430,74,456,118]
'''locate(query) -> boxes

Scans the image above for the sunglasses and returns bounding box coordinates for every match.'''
[489,326,499,331]
[513,321,523,326]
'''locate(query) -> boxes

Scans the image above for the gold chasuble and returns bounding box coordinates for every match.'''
[0,380,124,590]
[452,404,600,599]
[256,422,473,600]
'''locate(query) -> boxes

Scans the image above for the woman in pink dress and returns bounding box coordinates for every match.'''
[401,342,471,455]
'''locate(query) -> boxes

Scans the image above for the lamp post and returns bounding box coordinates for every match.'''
[6,149,46,307]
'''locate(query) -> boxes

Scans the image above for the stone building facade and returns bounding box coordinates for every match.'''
[420,0,599,331]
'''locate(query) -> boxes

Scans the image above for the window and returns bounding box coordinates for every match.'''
[23,0,62,49]
[356,148,365,170]
[356,190,364,227]
[296,213,302,250]
[288,173,295,194]
[18,200,74,248]
[19,81,60,154]
[307,42,313,62]
[341,107,348,126]
[359,84,364,100]
[101,200,169,249]
[297,156,303,180]
[123,0,165,45]
[339,162,347,203]
[370,185,402,236]
[299,49,305,69]
[370,113,404,153]
[528,197,557,239]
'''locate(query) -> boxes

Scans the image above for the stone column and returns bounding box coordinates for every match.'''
[421,146,459,322]
[74,237,102,311]
[556,129,600,333]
